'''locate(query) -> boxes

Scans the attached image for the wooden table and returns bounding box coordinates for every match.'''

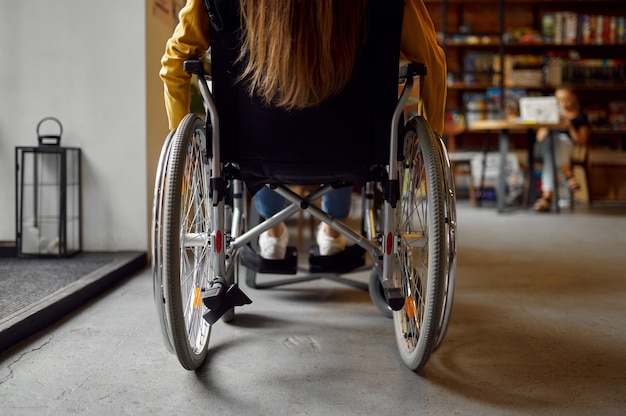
[468,120,561,213]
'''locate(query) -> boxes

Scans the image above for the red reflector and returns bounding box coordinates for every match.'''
[386,232,393,255]
[215,230,222,253]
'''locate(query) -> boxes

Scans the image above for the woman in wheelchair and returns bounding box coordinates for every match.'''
[156,0,454,372]
[160,0,447,260]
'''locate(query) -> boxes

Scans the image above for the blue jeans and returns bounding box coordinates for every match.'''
[254,186,352,220]
[534,132,573,193]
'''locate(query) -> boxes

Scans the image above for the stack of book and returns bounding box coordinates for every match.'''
[542,12,626,45]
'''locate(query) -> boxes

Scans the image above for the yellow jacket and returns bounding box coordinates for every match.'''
[160,0,446,135]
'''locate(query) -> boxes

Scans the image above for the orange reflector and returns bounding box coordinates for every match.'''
[405,296,415,319]
[193,287,202,309]
[181,181,185,196]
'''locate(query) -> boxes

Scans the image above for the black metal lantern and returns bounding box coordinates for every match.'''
[15,117,81,257]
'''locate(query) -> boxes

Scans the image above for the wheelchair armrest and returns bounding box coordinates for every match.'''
[399,62,426,80]
[183,59,206,77]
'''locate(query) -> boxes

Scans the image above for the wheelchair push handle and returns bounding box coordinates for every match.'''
[399,62,426,80]
[36,116,63,146]
[184,59,208,77]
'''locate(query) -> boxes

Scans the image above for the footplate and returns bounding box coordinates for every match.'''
[308,244,366,274]
[240,244,298,274]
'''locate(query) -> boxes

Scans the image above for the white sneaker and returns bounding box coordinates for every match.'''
[316,225,346,256]
[258,222,289,260]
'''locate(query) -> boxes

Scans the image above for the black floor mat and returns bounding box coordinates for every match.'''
[0,251,146,354]
[0,255,113,321]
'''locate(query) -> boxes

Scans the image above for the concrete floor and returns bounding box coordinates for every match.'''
[1,202,625,415]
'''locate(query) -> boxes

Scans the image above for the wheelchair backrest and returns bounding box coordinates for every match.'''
[207,0,404,191]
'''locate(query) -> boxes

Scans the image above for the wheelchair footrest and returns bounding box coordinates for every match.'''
[308,244,366,274]
[240,244,298,275]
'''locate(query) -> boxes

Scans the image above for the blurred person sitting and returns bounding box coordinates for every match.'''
[533,85,589,212]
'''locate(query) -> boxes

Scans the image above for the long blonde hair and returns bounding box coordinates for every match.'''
[238,0,368,110]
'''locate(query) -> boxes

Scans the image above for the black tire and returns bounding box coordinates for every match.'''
[434,137,457,351]
[152,130,176,354]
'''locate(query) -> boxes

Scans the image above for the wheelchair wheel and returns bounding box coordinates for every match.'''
[152,130,176,354]
[433,138,457,351]
[393,116,447,372]
[161,114,215,370]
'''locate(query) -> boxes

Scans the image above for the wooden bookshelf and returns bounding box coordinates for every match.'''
[427,0,626,202]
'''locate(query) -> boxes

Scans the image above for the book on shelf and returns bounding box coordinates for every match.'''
[463,52,498,85]
[503,54,543,87]
[542,13,555,43]
[486,87,528,120]
[502,52,625,87]
[566,59,626,85]
[564,12,578,45]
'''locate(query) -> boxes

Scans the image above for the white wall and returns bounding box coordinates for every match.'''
[0,1,155,251]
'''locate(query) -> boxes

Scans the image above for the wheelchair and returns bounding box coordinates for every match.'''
[152,1,456,371]
[152,56,457,372]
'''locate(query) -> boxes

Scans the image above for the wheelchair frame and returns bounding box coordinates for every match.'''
[152,60,457,372]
